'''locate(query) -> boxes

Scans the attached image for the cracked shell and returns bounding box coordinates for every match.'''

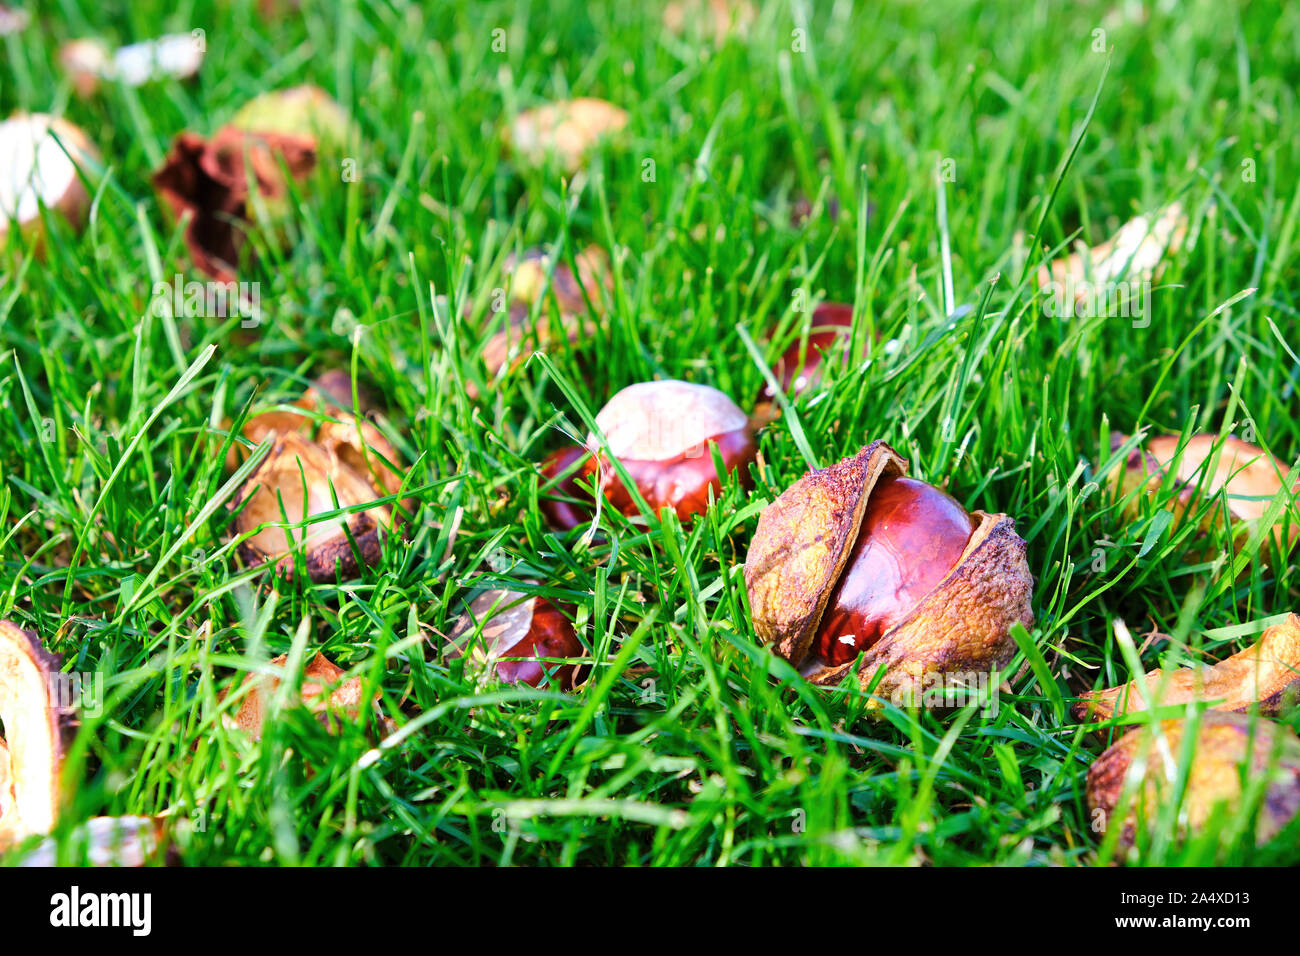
[744,441,1034,703]
[1086,711,1300,851]
[1075,613,1300,722]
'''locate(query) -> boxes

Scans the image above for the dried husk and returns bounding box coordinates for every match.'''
[1086,711,1300,851]
[1110,432,1299,555]
[0,621,162,866]
[744,441,1034,703]
[662,0,756,43]
[476,245,612,393]
[1076,613,1300,722]
[230,431,398,582]
[221,651,374,740]
[0,113,100,247]
[1038,202,1188,311]
[152,125,316,282]
[0,620,65,849]
[230,85,356,157]
[506,98,628,173]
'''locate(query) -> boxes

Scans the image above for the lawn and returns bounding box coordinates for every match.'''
[2,0,1299,867]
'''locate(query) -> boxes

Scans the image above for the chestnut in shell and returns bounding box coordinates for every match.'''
[448,588,585,690]
[584,380,757,524]
[745,441,1034,702]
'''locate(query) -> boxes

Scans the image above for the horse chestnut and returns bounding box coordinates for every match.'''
[585,380,756,523]
[448,588,585,690]
[745,441,1033,700]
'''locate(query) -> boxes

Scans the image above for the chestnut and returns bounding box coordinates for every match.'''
[761,301,859,400]
[0,113,100,249]
[1109,431,1299,556]
[745,441,1034,700]
[1075,612,1300,722]
[1086,711,1300,853]
[584,379,757,523]
[539,445,595,532]
[448,587,585,690]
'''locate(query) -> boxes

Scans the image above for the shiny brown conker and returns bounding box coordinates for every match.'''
[449,588,586,691]
[539,445,595,532]
[585,380,757,523]
[812,476,975,667]
[762,301,857,399]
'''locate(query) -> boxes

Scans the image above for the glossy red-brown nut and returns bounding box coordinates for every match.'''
[448,588,585,690]
[584,380,757,523]
[813,476,976,666]
[762,302,858,400]
[539,445,595,532]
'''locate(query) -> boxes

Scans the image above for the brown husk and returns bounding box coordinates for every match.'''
[1109,432,1299,555]
[1086,711,1300,851]
[152,125,317,282]
[1075,613,1300,722]
[744,441,1034,704]
[221,651,375,740]
[0,620,65,848]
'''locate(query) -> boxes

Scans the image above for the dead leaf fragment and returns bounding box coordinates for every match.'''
[1038,202,1188,313]
[663,0,756,43]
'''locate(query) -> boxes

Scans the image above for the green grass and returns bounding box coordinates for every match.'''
[2,0,1300,866]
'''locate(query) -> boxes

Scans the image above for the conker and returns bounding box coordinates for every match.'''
[0,113,99,248]
[539,445,595,532]
[745,441,1033,700]
[585,380,757,523]
[761,301,858,400]
[813,476,975,666]
[449,588,585,690]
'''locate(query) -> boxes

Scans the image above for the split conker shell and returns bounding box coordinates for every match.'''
[448,588,585,690]
[744,441,1034,700]
[1110,432,1299,555]
[1086,711,1300,851]
[0,620,65,848]
[585,380,757,523]
[1075,613,1300,722]
[0,113,99,246]
[230,431,398,582]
